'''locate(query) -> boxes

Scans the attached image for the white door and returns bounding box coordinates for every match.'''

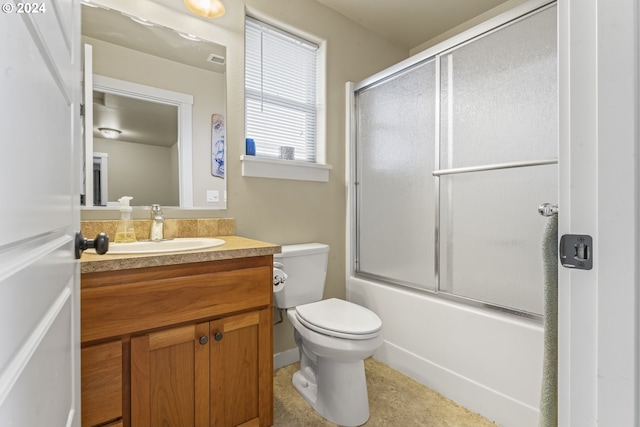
[559,0,639,425]
[0,1,82,426]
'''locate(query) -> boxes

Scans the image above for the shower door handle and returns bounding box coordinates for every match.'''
[559,234,593,270]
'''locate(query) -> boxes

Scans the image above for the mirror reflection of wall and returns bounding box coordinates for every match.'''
[81,4,227,209]
[93,91,179,206]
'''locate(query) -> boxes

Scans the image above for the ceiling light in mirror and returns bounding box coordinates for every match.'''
[98,127,121,139]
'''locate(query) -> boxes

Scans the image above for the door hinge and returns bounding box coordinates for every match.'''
[559,234,593,270]
[80,103,85,117]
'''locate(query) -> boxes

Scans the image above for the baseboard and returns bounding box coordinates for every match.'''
[375,341,540,427]
[274,347,299,370]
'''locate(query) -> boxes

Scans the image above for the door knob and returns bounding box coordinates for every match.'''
[199,335,208,345]
[214,332,223,341]
[75,231,109,259]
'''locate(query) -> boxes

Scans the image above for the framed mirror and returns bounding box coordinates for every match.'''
[81,3,227,210]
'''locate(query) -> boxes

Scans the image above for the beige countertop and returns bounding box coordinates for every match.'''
[80,235,281,274]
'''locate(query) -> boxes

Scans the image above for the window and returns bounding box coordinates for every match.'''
[245,16,319,163]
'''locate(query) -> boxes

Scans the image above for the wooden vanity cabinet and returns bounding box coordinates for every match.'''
[81,256,274,427]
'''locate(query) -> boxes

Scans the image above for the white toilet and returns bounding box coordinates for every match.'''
[274,243,383,427]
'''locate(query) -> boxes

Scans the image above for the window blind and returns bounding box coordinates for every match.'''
[245,17,319,162]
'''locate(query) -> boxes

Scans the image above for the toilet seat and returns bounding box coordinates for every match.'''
[295,298,382,340]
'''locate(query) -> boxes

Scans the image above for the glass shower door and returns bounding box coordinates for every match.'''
[355,59,437,291]
[437,5,557,315]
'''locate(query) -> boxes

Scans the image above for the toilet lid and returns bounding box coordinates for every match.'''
[295,298,382,339]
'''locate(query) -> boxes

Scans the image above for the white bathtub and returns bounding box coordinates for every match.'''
[347,276,544,427]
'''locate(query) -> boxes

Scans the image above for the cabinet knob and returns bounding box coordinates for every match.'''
[199,335,208,345]
[214,332,223,341]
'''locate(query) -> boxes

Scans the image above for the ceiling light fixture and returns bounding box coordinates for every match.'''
[184,0,225,19]
[98,128,121,139]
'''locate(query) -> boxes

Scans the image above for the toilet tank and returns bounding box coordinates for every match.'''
[274,243,329,309]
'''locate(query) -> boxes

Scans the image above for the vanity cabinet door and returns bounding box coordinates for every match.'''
[81,340,123,427]
[130,309,273,427]
[131,323,210,427]
[210,309,273,427]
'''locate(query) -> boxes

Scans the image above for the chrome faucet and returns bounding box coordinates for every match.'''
[149,204,165,241]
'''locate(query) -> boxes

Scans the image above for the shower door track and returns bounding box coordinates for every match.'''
[432,158,558,176]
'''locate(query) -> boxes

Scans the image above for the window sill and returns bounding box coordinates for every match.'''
[241,155,332,182]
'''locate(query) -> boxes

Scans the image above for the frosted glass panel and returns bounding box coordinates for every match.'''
[440,6,557,169]
[439,165,557,315]
[356,60,436,290]
[438,5,557,315]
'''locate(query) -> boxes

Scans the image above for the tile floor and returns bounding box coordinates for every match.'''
[273,358,497,426]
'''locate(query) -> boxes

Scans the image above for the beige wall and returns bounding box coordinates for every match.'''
[410,0,529,55]
[93,137,178,206]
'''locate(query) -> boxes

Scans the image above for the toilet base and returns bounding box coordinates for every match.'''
[292,356,370,426]
[286,306,383,426]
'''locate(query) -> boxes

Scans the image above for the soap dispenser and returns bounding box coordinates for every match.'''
[114,196,137,243]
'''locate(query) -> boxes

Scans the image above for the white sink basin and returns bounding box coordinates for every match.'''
[94,237,226,255]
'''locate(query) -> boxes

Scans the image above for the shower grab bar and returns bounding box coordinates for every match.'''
[432,158,558,176]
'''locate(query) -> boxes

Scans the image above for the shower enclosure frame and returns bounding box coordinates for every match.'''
[347,0,558,321]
